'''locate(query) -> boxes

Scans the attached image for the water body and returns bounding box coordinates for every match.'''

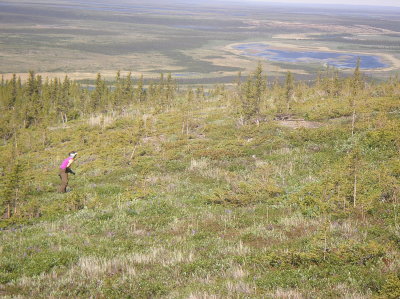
[234,43,388,69]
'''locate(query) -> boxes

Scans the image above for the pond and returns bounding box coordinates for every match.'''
[233,43,388,69]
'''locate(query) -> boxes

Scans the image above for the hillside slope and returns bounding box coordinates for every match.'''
[0,71,400,298]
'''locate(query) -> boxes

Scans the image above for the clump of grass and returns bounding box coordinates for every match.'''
[207,180,282,206]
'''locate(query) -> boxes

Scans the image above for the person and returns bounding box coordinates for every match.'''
[58,151,77,193]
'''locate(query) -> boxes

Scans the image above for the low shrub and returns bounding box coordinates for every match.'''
[207,181,282,206]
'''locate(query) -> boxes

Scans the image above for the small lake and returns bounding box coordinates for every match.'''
[233,43,388,69]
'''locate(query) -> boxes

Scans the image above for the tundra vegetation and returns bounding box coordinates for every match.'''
[0,64,399,298]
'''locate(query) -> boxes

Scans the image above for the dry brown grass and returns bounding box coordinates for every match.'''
[270,288,304,299]
[277,120,323,129]
[186,293,221,299]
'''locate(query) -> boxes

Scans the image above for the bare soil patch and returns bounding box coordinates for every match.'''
[276,116,322,129]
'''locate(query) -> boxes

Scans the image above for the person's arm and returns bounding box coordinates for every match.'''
[66,158,74,168]
[66,158,76,175]
[66,167,76,175]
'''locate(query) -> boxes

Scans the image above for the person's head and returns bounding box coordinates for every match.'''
[69,151,78,159]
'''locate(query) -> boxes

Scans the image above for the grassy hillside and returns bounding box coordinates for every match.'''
[0,68,399,298]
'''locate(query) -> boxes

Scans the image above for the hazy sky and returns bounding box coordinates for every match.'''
[243,0,400,6]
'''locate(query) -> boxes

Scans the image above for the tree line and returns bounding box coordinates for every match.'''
[0,71,180,141]
[1,64,399,141]
[235,60,399,123]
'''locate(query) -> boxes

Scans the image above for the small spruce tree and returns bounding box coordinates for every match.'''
[285,71,294,112]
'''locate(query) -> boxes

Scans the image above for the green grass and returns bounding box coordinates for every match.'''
[0,81,399,298]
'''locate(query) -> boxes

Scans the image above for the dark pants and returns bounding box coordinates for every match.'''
[58,169,68,193]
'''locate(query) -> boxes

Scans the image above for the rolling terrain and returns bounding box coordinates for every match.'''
[0,1,400,298]
[1,0,400,81]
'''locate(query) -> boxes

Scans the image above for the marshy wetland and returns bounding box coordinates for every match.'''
[0,0,400,81]
[232,42,389,69]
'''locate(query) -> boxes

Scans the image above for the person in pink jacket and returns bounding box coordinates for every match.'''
[58,151,77,193]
